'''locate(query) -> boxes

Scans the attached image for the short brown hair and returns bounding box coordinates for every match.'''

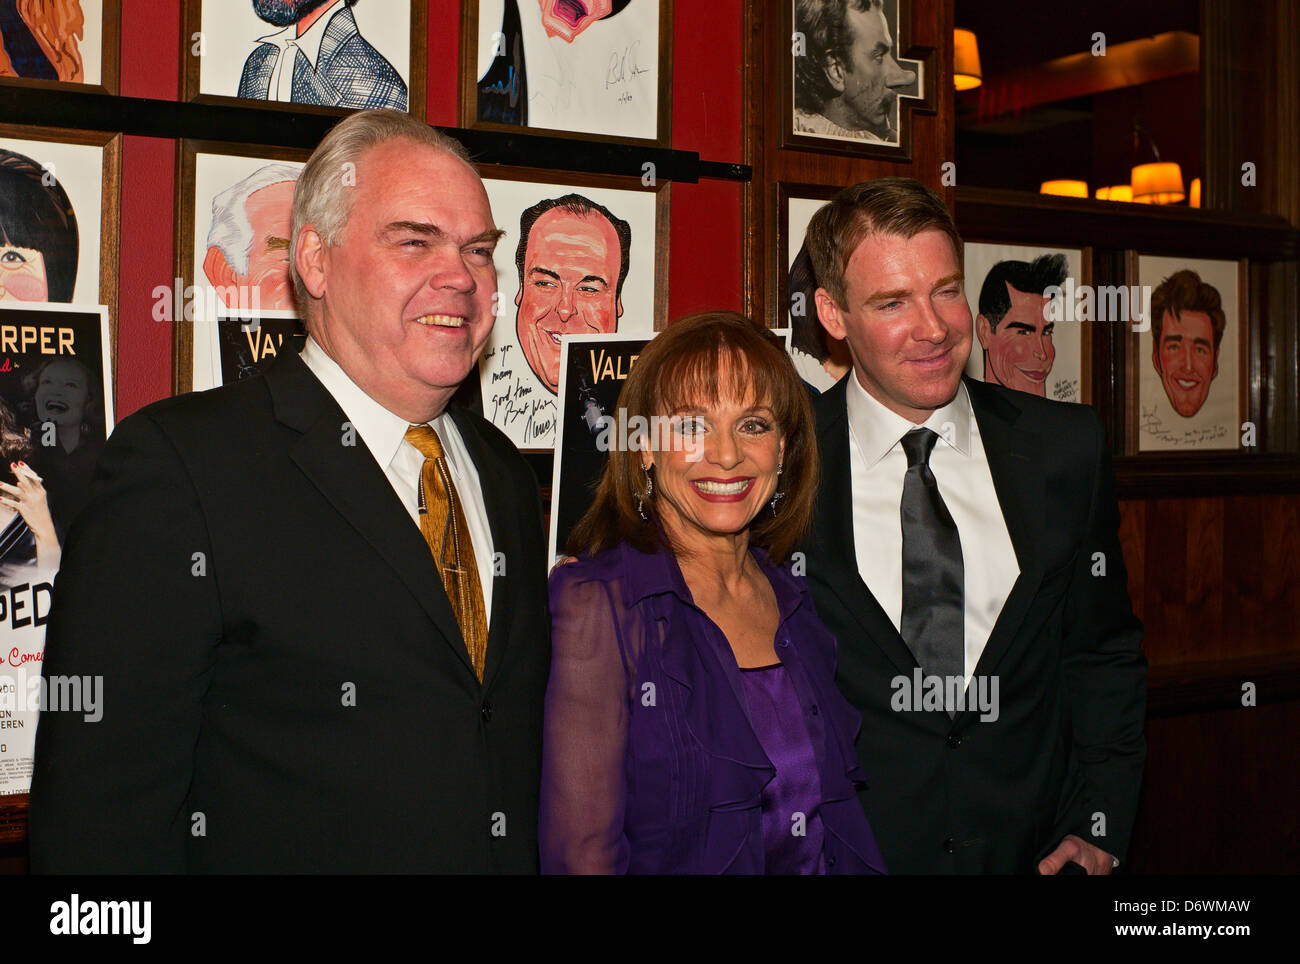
[805,177,963,309]
[566,311,818,564]
[1151,269,1226,352]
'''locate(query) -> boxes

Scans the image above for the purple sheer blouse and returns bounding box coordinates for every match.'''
[540,539,888,875]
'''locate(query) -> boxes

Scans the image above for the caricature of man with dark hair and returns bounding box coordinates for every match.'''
[975,254,1068,397]
[514,193,631,394]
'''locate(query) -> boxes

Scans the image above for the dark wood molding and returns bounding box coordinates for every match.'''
[1116,453,1300,498]
[955,187,1300,262]
[0,86,749,186]
[1146,653,1300,718]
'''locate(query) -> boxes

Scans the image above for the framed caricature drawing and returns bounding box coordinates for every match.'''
[477,165,668,451]
[174,139,308,393]
[462,0,672,145]
[0,0,120,94]
[1131,253,1245,453]
[181,0,426,116]
[963,242,1091,405]
[0,124,121,330]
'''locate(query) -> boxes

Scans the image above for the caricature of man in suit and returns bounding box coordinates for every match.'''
[804,178,1146,874]
[30,110,550,873]
[239,0,408,111]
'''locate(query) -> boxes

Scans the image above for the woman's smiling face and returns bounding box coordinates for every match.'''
[645,369,785,543]
[35,359,89,428]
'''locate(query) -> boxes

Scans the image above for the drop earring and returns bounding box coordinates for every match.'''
[637,465,654,521]
[769,462,785,514]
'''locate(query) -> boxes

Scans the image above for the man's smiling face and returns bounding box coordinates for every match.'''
[978,283,1056,396]
[514,208,622,393]
[1154,309,1218,417]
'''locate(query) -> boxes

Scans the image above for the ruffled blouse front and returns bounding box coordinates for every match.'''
[540,539,887,875]
[740,662,826,874]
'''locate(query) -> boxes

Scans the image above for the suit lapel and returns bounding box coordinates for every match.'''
[963,379,1046,691]
[291,46,343,106]
[266,354,477,680]
[813,379,918,677]
[446,406,517,693]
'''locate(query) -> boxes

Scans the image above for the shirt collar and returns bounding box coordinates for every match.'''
[299,336,421,470]
[255,0,342,68]
[620,539,809,625]
[844,370,973,467]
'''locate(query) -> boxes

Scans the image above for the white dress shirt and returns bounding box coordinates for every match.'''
[300,337,494,624]
[256,0,341,102]
[845,373,1018,681]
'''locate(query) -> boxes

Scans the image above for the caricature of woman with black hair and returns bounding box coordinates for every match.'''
[0,145,79,303]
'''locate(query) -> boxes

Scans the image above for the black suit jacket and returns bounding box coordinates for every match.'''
[29,352,550,873]
[805,375,1146,873]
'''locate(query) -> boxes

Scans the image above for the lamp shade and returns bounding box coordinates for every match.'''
[954,29,982,90]
[1040,179,1088,198]
[1190,177,1202,207]
[1131,162,1185,204]
[1096,185,1134,202]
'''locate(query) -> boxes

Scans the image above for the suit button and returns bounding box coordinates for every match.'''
[947,734,962,748]
[481,701,493,723]
[943,837,955,854]
[827,854,837,868]
[810,704,819,716]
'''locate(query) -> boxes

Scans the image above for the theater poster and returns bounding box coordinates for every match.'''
[548,331,652,565]
[193,308,306,392]
[0,303,113,795]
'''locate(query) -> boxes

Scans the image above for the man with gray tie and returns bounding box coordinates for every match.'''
[802,177,1146,873]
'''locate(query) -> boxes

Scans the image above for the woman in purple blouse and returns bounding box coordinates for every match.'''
[541,311,887,874]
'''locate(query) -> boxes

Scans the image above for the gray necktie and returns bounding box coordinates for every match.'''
[900,428,964,687]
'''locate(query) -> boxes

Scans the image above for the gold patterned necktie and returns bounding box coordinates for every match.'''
[404,424,488,681]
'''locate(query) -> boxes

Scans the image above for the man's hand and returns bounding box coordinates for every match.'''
[1038,834,1116,875]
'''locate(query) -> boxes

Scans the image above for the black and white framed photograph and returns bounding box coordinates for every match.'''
[182,0,426,116]
[477,166,669,451]
[463,0,672,146]
[785,0,933,159]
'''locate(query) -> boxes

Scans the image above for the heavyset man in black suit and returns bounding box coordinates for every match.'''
[29,110,550,872]
[804,178,1147,874]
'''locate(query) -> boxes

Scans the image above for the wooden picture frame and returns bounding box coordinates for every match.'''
[173,138,310,395]
[459,0,673,148]
[0,0,121,95]
[1123,252,1251,456]
[954,186,1300,496]
[474,163,670,452]
[962,240,1094,406]
[0,124,121,381]
[180,0,427,118]
[775,181,847,390]
[782,0,936,161]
